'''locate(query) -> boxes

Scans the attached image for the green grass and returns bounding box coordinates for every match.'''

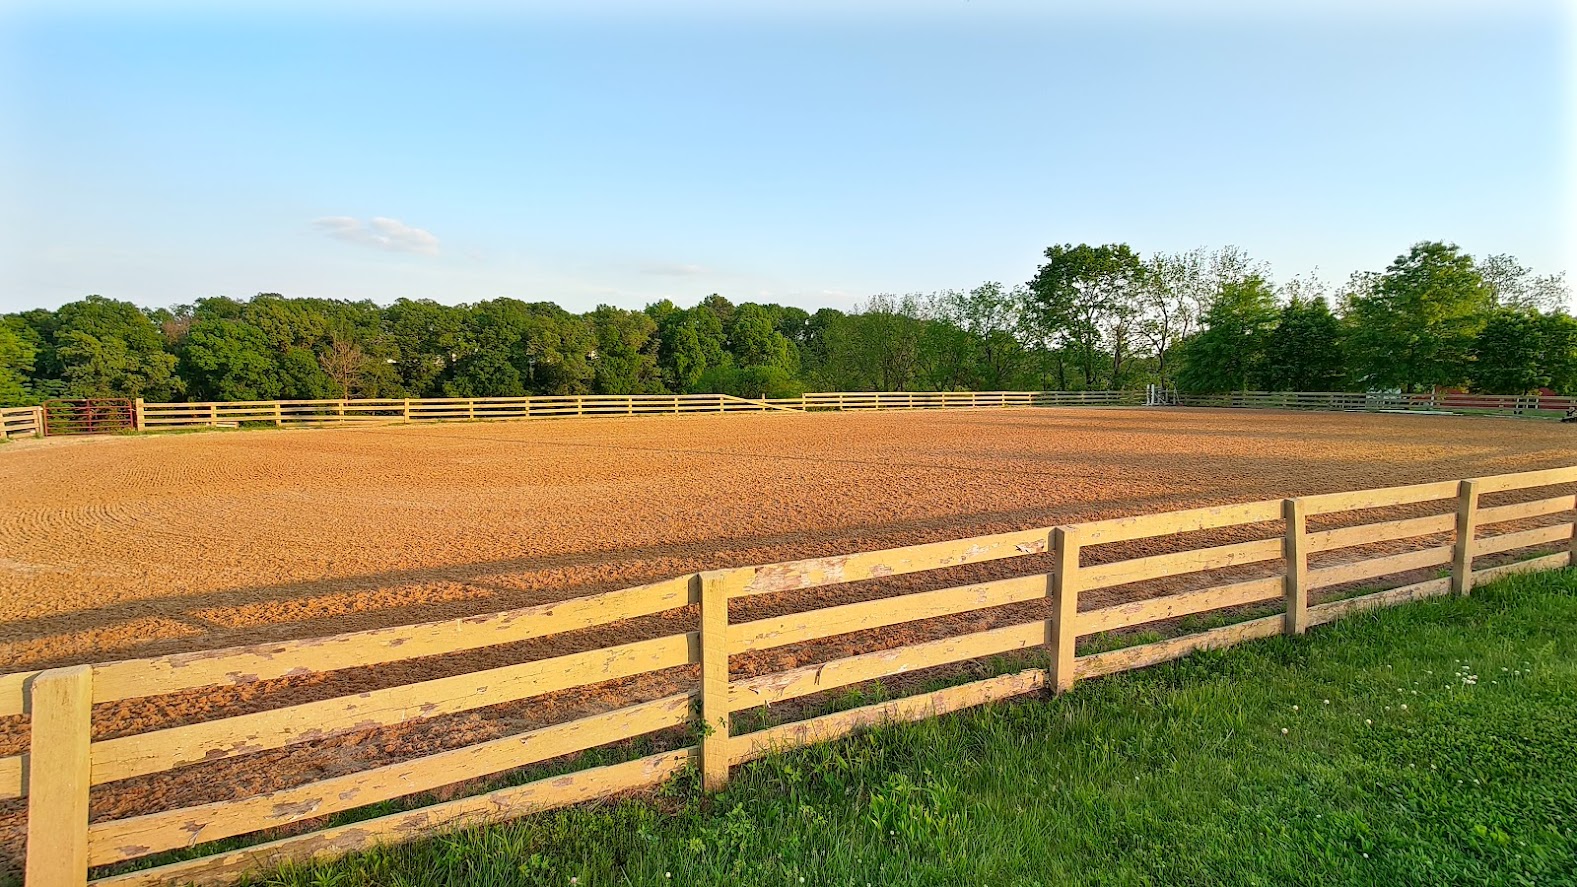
[225,568,1577,886]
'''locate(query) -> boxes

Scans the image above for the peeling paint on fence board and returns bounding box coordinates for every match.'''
[729,621,1045,711]
[735,530,1049,598]
[86,695,693,866]
[87,749,696,887]
[90,576,694,703]
[731,574,1046,653]
[91,632,697,784]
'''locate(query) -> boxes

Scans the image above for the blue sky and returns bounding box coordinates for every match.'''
[1,1,1571,314]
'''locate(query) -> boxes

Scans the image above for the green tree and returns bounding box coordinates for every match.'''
[0,322,36,406]
[649,303,724,393]
[178,317,282,401]
[588,305,662,394]
[698,294,735,331]
[1344,242,1492,391]
[914,308,976,392]
[1469,309,1544,394]
[926,283,1026,390]
[1479,254,1570,312]
[728,304,797,372]
[385,299,465,397]
[278,346,334,399]
[51,295,181,399]
[1539,312,1577,394]
[1176,274,1278,393]
[1027,243,1144,388]
[820,295,923,391]
[1262,297,1345,391]
[1135,251,1207,389]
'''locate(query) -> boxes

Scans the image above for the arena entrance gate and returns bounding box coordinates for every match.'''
[41,398,137,435]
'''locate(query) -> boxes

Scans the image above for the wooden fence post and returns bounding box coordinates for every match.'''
[132,398,145,431]
[1569,503,1577,568]
[699,570,731,791]
[402,399,411,423]
[208,403,218,427]
[1283,499,1308,635]
[1048,527,1080,693]
[1452,479,1480,596]
[25,665,93,887]
[274,401,283,427]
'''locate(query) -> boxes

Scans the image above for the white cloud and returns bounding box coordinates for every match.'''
[313,216,440,255]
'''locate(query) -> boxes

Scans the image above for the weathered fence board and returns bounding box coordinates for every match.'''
[731,529,1050,598]
[1076,575,1283,636]
[728,669,1048,765]
[88,748,697,887]
[729,621,1046,710]
[730,574,1046,653]
[87,694,692,866]
[89,576,694,703]
[91,633,696,784]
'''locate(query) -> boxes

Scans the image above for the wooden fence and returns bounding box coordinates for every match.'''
[135,393,795,430]
[0,406,44,440]
[11,389,1574,438]
[9,464,1577,886]
[1179,390,1577,417]
[768,390,1142,411]
[120,391,1138,432]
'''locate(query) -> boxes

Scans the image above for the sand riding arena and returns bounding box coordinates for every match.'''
[0,405,1573,880]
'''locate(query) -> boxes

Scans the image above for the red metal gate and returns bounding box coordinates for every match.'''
[41,398,137,435]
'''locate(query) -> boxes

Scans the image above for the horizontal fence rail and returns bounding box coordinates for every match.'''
[12,389,1572,439]
[0,406,44,440]
[20,388,1569,438]
[7,466,1576,886]
[1179,390,1577,417]
[113,391,1143,434]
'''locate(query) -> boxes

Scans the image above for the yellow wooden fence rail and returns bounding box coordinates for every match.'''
[123,391,1142,432]
[10,465,1576,886]
[0,406,45,440]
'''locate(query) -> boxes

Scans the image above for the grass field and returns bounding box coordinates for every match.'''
[233,566,1577,887]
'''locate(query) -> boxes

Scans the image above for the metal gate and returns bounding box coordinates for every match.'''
[41,398,137,435]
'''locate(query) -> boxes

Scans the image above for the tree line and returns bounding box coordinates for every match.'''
[0,240,1570,407]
